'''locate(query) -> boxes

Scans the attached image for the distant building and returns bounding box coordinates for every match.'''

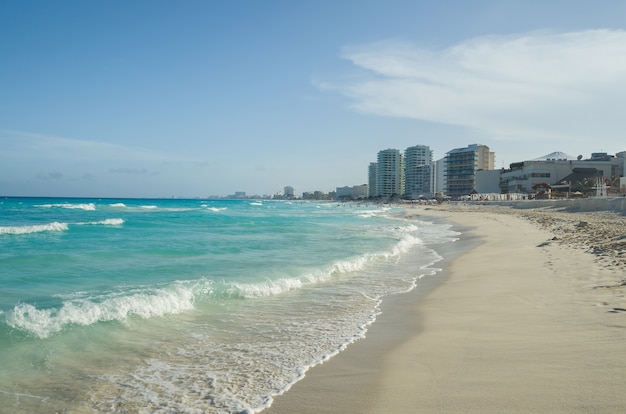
[368,162,378,198]
[283,186,295,198]
[376,148,404,197]
[499,151,626,194]
[434,158,446,196]
[302,191,330,200]
[335,186,353,199]
[404,145,433,199]
[444,144,495,197]
[335,184,368,200]
[352,184,368,199]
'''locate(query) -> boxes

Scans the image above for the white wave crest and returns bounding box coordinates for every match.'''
[206,207,227,212]
[109,203,127,208]
[225,254,377,299]
[99,218,125,226]
[77,218,125,226]
[357,207,390,218]
[227,277,305,298]
[6,285,196,338]
[0,221,69,235]
[37,203,96,211]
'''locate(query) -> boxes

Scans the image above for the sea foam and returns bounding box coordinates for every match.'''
[0,221,69,235]
[221,229,420,299]
[36,203,96,211]
[206,207,227,212]
[6,284,197,338]
[77,218,125,226]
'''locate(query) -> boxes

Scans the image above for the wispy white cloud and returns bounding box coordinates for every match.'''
[0,130,206,196]
[36,171,63,181]
[330,30,626,145]
[0,130,179,163]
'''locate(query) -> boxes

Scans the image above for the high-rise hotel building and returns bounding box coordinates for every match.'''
[368,162,378,198]
[444,144,495,197]
[374,148,404,197]
[369,146,434,198]
[404,145,433,199]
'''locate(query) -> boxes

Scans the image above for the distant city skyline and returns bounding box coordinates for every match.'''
[2,1,626,198]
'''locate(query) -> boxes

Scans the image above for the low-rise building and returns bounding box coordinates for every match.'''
[335,184,368,200]
[499,151,626,195]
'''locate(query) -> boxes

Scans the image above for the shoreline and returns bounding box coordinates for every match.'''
[265,204,626,413]
[263,212,479,414]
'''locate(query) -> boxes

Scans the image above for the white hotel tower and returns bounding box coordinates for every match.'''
[375,148,404,197]
[368,146,433,198]
[404,145,433,199]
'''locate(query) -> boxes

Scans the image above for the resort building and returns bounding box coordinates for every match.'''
[434,158,446,197]
[335,184,368,200]
[404,145,433,199]
[375,148,404,197]
[283,186,295,198]
[352,184,368,199]
[499,151,626,195]
[444,144,495,198]
[368,162,378,198]
[302,191,330,200]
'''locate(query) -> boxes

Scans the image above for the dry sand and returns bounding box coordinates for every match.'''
[265,203,626,414]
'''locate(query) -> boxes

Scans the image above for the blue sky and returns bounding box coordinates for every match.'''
[2,0,626,198]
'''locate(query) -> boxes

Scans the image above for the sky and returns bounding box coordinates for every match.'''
[2,0,626,198]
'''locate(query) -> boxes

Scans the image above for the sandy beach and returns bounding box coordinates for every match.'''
[266,203,626,413]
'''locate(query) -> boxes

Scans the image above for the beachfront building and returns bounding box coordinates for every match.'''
[404,145,433,199]
[434,158,446,197]
[368,162,378,198]
[302,190,330,200]
[499,151,626,195]
[352,184,368,199]
[336,186,353,199]
[376,148,404,197]
[283,186,295,199]
[444,144,495,198]
[335,184,368,200]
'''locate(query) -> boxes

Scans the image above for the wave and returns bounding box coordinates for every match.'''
[4,281,207,339]
[357,207,391,218]
[135,205,196,212]
[0,221,68,235]
[2,222,427,337]
[1,218,124,235]
[76,218,125,226]
[109,203,127,208]
[222,255,374,299]
[205,207,227,212]
[223,229,422,299]
[36,203,96,211]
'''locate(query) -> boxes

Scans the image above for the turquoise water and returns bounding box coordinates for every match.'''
[0,197,458,413]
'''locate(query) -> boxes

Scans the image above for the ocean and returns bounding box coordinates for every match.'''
[0,197,458,413]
